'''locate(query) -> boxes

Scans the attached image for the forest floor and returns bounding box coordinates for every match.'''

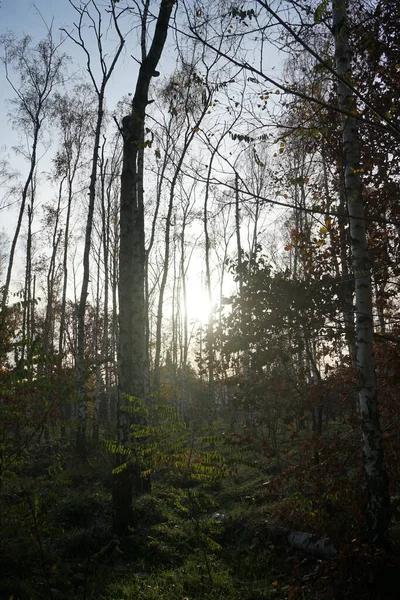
[1,439,399,600]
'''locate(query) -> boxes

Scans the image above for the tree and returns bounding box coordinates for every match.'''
[0,28,66,337]
[332,0,390,547]
[114,0,175,535]
[63,0,125,457]
[97,132,123,427]
[152,60,214,396]
[187,0,394,547]
[51,84,97,361]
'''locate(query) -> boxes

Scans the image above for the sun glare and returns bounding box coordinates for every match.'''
[185,283,212,325]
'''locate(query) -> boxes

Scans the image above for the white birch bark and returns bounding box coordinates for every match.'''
[332,0,390,546]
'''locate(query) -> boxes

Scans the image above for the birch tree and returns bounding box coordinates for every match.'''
[0,29,66,326]
[52,85,96,361]
[63,0,125,456]
[332,0,390,547]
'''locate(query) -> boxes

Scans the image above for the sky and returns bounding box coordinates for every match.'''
[0,1,208,316]
[0,0,144,292]
[0,0,152,238]
[0,0,286,322]
[0,0,143,141]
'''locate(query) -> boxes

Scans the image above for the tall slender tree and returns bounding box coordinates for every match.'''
[63,0,125,456]
[52,85,96,361]
[114,0,175,535]
[153,61,212,395]
[332,0,390,547]
[0,29,66,324]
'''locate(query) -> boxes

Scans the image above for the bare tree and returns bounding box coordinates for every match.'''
[51,84,97,361]
[153,60,213,395]
[63,0,125,456]
[115,0,174,535]
[0,28,66,325]
[99,134,123,425]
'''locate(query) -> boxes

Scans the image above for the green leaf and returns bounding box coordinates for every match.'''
[314,0,329,23]
[112,462,128,475]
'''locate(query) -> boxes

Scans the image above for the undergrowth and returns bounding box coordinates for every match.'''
[1,425,399,600]
[0,432,293,600]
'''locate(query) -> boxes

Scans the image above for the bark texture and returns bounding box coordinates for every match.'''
[332,0,390,547]
[114,0,174,535]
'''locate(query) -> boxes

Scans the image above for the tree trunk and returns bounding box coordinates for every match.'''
[100,147,112,426]
[179,202,190,420]
[22,201,34,365]
[93,244,102,442]
[59,166,75,360]
[114,0,174,536]
[203,163,215,423]
[338,166,357,368]
[64,0,125,458]
[1,124,39,319]
[44,177,64,364]
[76,89,105,458]
[332,0,390,547]
[153,97,209,395]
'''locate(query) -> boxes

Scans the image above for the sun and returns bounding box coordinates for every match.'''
[185,282,212,325]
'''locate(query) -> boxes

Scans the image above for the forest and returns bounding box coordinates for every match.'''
[0,0,399,598]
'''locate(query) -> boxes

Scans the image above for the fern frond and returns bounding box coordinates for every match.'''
[112,461,128,475]
[199,532,222,552]
[198,435,226,445]
[105,440,132,455]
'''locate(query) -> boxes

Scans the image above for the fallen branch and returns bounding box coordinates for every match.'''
[266,523,338,559]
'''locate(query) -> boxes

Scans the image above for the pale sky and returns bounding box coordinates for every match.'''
[0,0,147,139]
[0,0,148,286]
[0,0,170,233]
[0,0,285,314]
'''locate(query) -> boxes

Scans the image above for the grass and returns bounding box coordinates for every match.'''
[1,438,398,600]
[0,438,290,600]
